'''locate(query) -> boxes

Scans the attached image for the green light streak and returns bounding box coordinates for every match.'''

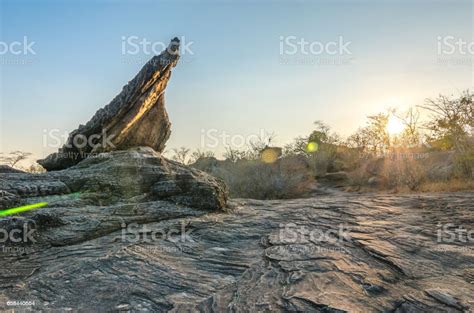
[0,202,48,216]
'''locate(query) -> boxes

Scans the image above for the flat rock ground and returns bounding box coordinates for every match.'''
[1,191,473,312]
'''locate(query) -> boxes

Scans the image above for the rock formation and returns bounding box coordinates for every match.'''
[1,147,228,212]
[38,38,180,171]
[2,38,229,212]
[0,186,472,311]
[1,37,472,312]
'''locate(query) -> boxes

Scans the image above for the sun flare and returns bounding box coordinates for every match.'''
[386,116,405,136]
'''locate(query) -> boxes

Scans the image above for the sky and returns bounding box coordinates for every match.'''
[0,0,473,164]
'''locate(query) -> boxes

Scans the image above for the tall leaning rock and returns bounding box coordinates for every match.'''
[38,38,180,171]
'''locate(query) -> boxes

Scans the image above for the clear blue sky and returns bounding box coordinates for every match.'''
[0,0,472,163]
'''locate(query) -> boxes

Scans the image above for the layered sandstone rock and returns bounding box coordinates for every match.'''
[0,187,472,311]
[1,147,228,212]
[38,38,180,171]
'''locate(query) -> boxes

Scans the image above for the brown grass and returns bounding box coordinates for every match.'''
[417,179,474,192]
[194,156,315,199]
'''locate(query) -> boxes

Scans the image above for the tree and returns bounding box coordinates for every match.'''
[366,113,390,154]
[397,107,422,147]
[308,121,330,144]
[346,113,390,155]
[189,149,215,164]
[171,147,191,164]
[419,90,473,151]
[223,147,248,162]
[346,127,370,151]
[0,151,32,168]
[308,121,340,145]
[248,132,276,159]
[283,136,310,156]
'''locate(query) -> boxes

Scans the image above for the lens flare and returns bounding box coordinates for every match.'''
[261,149,279,163]
[306,142,319,153]
[0,202,48,217]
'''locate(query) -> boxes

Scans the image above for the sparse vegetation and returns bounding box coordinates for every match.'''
[0,151,45,173]
[170,147,191,165]
[189,91,473,198]
[2,92,472,198]
[0,151,32,168]
[194,156,314,199]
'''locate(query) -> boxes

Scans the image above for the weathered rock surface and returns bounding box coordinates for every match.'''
[2,35,473,312]
[38,38,180,171]
[0,165,25,174]
[0,186,472,311]
[1,147,228,212]
[321,171,349,183]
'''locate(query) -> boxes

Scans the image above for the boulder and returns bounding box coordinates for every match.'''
[5,43,228,212]
[1,147,228,211]
[38,38,181,171]
[0,165,25,173]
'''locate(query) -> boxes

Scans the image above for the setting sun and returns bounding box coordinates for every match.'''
[386,115,405,136]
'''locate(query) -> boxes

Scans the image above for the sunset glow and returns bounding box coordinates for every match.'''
[386,116,405,136]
